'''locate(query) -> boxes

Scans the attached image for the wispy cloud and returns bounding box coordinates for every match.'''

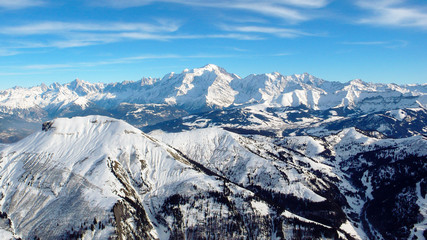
[115,32,262,41]
[92,0,330,22]
[0,72,31,76]
[93,0,330,9]
[220,25,312,38]
[22,64,73,70]
[272,52,293,56]
[0,1,330,53]
[341,40,408,48]
[0,20,263,50]
[230,47,249,52]
[9,33,261,50]
[355,0,427,29]
[225,3,308,22]
[341,41,388,45]
[0,20,180,35]
[0,49,20,56]
[0,20,180,49]
[0,0,45,9]
[278,0,330,8]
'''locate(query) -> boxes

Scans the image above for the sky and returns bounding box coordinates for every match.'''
[0,0,426,89]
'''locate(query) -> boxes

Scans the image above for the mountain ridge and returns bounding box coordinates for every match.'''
[1,64,425,112]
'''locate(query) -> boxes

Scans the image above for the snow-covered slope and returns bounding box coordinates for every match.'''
[0,115,358,239]
[0,116,234,239]
[278,128,427,240]
[152,125,427,240]
[155,127,329,202]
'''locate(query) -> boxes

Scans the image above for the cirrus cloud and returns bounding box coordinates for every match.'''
[91,0,331,22]
[219,25,312,38]
[355,0,427,29]
[0,0,45,9]
[0,20,263,51]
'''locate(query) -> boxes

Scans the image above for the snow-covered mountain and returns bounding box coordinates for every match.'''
[233,73,426,111]
[1,64,425,113]
[0,65,426,239]
[0,66,422,112]
[0,64,425,143]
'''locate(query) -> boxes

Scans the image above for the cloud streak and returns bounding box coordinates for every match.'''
[0,20,264,51]
[0,1,330,53]
[341,41,388,45]
[0,49,20,56]
[220,25,312,38]
[0,21,180,35]
[355,0,427,29]
[0,0,45,9]
[92,0,330,22]
[340,40,408,48]
[93,0,330,9]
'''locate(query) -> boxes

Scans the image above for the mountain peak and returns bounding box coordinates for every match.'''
[69,78,89,89]
[71,78,86,85]
[291,73,324,85]
[349,78,366,85]
[188,64,230,75]
[40,116,145,143]
[201,64,221,71]
[67,78,103,95]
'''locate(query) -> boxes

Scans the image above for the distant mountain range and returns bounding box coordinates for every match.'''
[0,65,426,239]
[0,64,425,142]
[1,64,425,113]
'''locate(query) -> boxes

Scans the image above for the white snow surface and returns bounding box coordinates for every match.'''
[0,229,14,240]
[281,210,331,229]
[250,200,270,216]
[387,109,407,121]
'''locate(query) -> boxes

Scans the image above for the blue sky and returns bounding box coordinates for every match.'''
[0,0,426,89]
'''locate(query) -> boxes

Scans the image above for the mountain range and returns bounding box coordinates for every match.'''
[0,65,426,239]
[0,64,425,142]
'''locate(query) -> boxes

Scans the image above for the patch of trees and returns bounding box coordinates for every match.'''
[60,218,106,240]
[247,184,346,229]
[344,150,426,239]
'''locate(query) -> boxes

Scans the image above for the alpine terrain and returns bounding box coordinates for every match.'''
[0,65,425,239]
